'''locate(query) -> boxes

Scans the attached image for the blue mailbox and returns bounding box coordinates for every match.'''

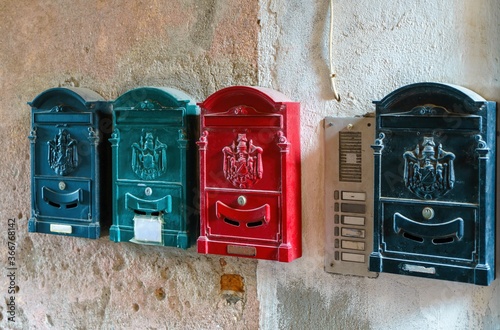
[109,87,198,248]
[28,87,112,238]
[370,82,496,285]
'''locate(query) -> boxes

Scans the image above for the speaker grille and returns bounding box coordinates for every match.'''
[339,132,362,182]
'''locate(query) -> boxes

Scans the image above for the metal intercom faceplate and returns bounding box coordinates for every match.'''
[324,116,377,277]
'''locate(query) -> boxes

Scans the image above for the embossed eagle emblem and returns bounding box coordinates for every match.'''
[131,132,167,180]
[222,134,263,189]
[47,129,79,176]
[403,136,455,200]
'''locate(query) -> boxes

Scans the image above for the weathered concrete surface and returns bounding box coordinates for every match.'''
[0,0,259,329]
[2,0,500,329]
[14,238,259,329]
[257,0,500,329]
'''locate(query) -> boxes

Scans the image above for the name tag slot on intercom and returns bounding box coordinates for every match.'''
[324,116,377,277]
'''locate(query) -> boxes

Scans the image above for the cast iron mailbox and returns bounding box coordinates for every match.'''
[370,82,496,285]
[28,87,112,238]
[109,87,198,248]
[197,86,301,262]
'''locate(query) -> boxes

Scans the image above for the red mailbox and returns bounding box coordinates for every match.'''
[197,86,301,262]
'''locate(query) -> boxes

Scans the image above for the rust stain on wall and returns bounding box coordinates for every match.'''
[221,274,245,293]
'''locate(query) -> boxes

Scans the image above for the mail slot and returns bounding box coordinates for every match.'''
[28,87,112,238]
[369,82,496,285]
[109,87,198,248]
[197,86,301,262]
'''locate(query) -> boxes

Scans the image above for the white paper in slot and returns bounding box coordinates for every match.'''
[132,215,163,244]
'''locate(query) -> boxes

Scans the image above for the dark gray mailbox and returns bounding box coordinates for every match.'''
[28,87,112,238]
[370,82,496,285]
[109,87,198,248]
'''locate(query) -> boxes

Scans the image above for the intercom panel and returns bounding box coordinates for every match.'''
[324,116,377,277]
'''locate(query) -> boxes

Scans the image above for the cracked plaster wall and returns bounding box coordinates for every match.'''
[257,0,500,329]
[0,0,259,329]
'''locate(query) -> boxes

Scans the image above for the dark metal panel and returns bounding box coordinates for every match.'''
[370,82,496,285]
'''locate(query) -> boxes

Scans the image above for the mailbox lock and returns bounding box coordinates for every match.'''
[145,187,153,196]
[58,181,66,190]
[237,195,247,206]
[422,207,435,220]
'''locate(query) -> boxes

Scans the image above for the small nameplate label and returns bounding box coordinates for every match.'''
[341,191,366,201]
[341,227,365,238]
[341,240,365,251]
[227,245,256,256]
[342,216,365,226]
[403,264,436,274]
[341,253,365,263]
[50,224,72,234]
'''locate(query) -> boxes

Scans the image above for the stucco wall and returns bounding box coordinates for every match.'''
[0,1,259,329]
[1,0,500,329]
[257,0,500,329]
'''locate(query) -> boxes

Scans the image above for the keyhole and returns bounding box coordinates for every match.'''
[145,187,153,196]
[237,196,247,206]
[58,181,66,190]
[422,207,435,220]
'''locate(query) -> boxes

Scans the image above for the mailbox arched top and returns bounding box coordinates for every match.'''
[29,87,106,112]
[374,82,489,114]
[114,87,198,115]
[199,86,296,114]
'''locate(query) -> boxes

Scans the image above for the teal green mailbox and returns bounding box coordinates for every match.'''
[109,87,198,248]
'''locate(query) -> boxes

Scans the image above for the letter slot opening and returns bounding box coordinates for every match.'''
[42,186,83,209]
[402,232,424,243]
[47,201,61,208]
[66,202,78,209]
[432,236,455,245]
[247,220,264,228]
[224,218,240,227]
